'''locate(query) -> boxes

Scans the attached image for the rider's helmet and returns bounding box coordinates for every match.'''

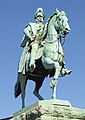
[34,8,45,19]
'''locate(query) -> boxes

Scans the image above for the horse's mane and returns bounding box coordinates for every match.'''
[43,12,57,37]
[47,12,57,23]
[46,10,67,27]
[43,12,57,39]
[46,12,57,27]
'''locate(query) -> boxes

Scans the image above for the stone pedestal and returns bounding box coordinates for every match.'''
[10,99,85,120]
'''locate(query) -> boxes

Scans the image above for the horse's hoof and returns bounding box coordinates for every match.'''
[52,96,56,99]
[33,90,44,100]
[22,106,25,109]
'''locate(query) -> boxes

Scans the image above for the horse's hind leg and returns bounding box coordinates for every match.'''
[19,73,27,109]
[33,77,44,100]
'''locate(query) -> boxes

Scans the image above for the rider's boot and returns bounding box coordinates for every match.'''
[61,67,72,77]
[61,62,72,77]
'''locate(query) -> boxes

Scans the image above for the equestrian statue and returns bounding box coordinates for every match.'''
[14,8,72,109]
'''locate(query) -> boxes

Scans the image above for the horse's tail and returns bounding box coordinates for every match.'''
[14,72,22,98]
[14,73,27,98]
[14,80,21,98]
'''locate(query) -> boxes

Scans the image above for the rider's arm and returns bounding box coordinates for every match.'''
[24,24,34,41]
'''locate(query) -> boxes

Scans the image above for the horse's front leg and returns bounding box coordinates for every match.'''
[50,62,61,99]
[52,86,56,99]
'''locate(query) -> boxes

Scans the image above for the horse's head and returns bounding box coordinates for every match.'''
[55,9,71,35]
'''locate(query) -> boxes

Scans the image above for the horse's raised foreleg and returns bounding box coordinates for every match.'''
[33,77,44,100]
[19,74,27,109]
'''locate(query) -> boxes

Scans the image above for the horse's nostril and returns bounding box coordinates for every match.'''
[66,28,71,32]
[63,28,70,35]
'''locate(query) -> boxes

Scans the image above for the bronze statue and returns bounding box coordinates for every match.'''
[14,8,72,109]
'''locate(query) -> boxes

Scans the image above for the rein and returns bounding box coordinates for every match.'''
[60,35,66,46]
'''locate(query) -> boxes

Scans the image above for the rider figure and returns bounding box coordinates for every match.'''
[23,8,45,72]
[19,7,71,76]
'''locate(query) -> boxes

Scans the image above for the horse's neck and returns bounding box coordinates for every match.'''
[46,24,59,43]
[46,17,59,42]
[45,22,63,53]
[45,15,61,47]
[47,18,56,33]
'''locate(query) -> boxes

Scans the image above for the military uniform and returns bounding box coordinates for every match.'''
[18,8,46,74]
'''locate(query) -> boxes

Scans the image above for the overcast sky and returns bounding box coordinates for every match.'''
[0,0,85,119]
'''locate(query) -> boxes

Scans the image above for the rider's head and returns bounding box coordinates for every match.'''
[34,8,45,22]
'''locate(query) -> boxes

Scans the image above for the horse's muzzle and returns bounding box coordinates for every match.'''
[64,28,70,35]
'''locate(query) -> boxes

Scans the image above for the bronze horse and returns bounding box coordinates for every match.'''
[14,10,71,109]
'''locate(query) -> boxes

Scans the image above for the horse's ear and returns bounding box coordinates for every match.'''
[56,9,61,17]
[56,9,60,14]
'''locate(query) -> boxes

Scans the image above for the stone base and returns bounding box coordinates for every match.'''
[10,99,85,120]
